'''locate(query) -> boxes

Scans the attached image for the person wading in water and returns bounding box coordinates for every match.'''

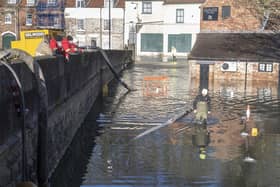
[192,88,211,159]
[193,88,211,124]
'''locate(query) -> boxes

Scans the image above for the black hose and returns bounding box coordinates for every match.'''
[98,48,133,91]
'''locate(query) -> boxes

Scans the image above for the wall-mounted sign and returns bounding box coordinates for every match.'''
[203,7,218,21]
[24,32,45,39]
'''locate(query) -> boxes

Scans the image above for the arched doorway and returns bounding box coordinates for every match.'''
[2,33,16,49]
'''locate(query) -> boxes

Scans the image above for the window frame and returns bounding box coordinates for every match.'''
[5,13,12,24]
[76,0,85,8]
[26,0,35,6]
[77,19,85,30]
[142,1,152,14]
[103,19,110,30]
[26,13,33,26]
[258,63,273,72]
[47,0,56,5]
[7,0,17,4]
[176,9,184,23]
[104,0,115,8]
[222,6,231,19]
[203,7,219,21]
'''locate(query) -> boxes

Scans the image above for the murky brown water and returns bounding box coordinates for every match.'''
[51,59,280,187]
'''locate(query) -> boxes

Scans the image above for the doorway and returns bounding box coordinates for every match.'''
[199,64,209,91]
[2,33,16,49]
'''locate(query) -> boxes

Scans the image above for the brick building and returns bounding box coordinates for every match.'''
[0,0,64,49]
[200,0,261,32]
[64,0,125,49]
[0,0,21,49]
[188,0,280,92]
[36,0,65,30]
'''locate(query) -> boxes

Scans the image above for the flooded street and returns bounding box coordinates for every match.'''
[51,59,280,187]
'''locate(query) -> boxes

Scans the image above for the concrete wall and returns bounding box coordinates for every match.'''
[0,49,132,186]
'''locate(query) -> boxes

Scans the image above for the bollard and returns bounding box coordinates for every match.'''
[251,128,258,137]
[102,84,109,96]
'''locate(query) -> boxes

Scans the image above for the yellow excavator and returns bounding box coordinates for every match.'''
[11,29,64,57]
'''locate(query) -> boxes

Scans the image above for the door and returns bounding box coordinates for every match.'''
[2,33,16,49]
[199,64,209,91]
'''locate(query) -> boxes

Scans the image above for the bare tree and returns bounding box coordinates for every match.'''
[238,0,280,32]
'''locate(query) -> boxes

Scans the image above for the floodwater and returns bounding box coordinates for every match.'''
[51,59,280,187]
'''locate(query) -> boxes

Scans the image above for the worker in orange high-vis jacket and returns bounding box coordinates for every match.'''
[67,35,79,53]
[61,36,71,61]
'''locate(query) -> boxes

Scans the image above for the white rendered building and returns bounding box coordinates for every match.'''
[125,0,204,60]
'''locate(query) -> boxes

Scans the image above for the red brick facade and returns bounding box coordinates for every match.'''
[200,0,261,32]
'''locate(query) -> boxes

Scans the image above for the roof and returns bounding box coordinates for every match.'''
[164,0,205,4]
[188,33,280,62]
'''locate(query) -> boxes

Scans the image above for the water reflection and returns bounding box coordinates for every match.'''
[51,59,280,187]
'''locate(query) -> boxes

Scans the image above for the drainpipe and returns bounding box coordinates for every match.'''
[16,0,22,39]
[100,8,102,48]
[244,60,248,95]
[123,7,125,49]
[0,54,27,181]
[109,0,111,49]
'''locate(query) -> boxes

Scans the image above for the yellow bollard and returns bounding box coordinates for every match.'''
[251,128,258,137]
[102,84,108,97]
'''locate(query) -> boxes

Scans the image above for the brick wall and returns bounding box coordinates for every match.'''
[189,60,279,95]
[189,60,279,85]
[200,0,261,32]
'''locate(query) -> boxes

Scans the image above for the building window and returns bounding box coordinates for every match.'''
[7,0,17,4]
[259,63,273,72]
[222,6,231,19]
[77,19,85,30]
[47,0,56,5]
[104,0,115,8]
[142,1,152,14]
[257,88,272,101]
[26,13,32,26]
[176,9,184,23]
[26,0,35,6]
[53,16,60,27]
[203,7,218,21]
[5,14,12,24]
[141,33,163,52]
[76,0,85,7]
[104,19,110,30]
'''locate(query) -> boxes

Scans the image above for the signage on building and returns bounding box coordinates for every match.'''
[24,32,45,39]
[203,7,218,21]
